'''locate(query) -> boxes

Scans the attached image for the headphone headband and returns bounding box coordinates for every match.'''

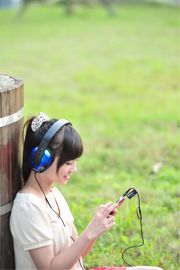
[33,119,71,166]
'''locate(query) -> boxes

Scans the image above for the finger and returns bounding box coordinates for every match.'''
[116,197,125,207]
[100,202,113,215]
[98,203,110,212]
[104,203,117,216]
[97,203,112,218]
[108,208,118,216]
[106,218,115,229]
[106,216,115,223]
[104,202,114,208]
[109,199,126,215]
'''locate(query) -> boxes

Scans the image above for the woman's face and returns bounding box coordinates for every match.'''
[56,159,77,185]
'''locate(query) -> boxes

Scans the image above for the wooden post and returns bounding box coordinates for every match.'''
[0,75,24,270]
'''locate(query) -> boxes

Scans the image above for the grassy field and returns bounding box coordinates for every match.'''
[0,3,179,269]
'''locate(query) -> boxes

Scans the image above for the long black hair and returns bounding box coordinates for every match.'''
[22,116,83,183]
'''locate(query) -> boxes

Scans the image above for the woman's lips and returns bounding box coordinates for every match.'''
[64,175,71,180]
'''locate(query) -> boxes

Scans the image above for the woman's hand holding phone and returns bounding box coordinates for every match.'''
[109,196,125,216]
[85,198,125,240]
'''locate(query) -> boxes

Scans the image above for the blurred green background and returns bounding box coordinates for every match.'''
[0,0,179,269]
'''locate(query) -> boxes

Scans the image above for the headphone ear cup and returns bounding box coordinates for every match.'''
[30,147,54,173]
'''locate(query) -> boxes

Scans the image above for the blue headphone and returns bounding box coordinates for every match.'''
[30,119,71,173]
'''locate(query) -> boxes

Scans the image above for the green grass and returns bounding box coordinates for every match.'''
[0,3,179,269]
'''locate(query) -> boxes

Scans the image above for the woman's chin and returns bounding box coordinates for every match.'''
[62,176,69,185]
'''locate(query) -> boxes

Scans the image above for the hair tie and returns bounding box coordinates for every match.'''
[31,112,49,132]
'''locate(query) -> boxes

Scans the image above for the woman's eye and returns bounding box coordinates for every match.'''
[66,161,72,165]
[66,160,77,165]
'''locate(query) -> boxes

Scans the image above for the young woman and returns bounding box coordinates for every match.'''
[10,113,163,270]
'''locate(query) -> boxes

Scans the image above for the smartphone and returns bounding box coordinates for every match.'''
[109,188,137,215]
[109,195,125,215]
[115,188,137,203]
[116,195,125,204]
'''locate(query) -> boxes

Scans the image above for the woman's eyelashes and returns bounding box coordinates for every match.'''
[66,160,76,166]
[66,159,78,165]
[66,161,73,165]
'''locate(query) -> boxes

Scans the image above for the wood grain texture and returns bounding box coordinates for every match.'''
[0,75,24,270]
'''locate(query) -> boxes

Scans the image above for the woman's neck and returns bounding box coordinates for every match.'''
[22,171,52,197]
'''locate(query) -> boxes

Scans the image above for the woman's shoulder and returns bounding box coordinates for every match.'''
[14,191,44,202]
[12,191,45,213]
[10,192,53,248]
[10,192,51,229]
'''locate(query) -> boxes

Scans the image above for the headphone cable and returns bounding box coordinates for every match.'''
[34,172,85,270]
[121,189,144,267]
[34,175,144,268]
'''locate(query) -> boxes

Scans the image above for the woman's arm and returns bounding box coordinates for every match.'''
[70,200,124,259]
[30,202,116,270]
[30,230,93,270]
[81,238,97,258]
[71,223,97,258]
